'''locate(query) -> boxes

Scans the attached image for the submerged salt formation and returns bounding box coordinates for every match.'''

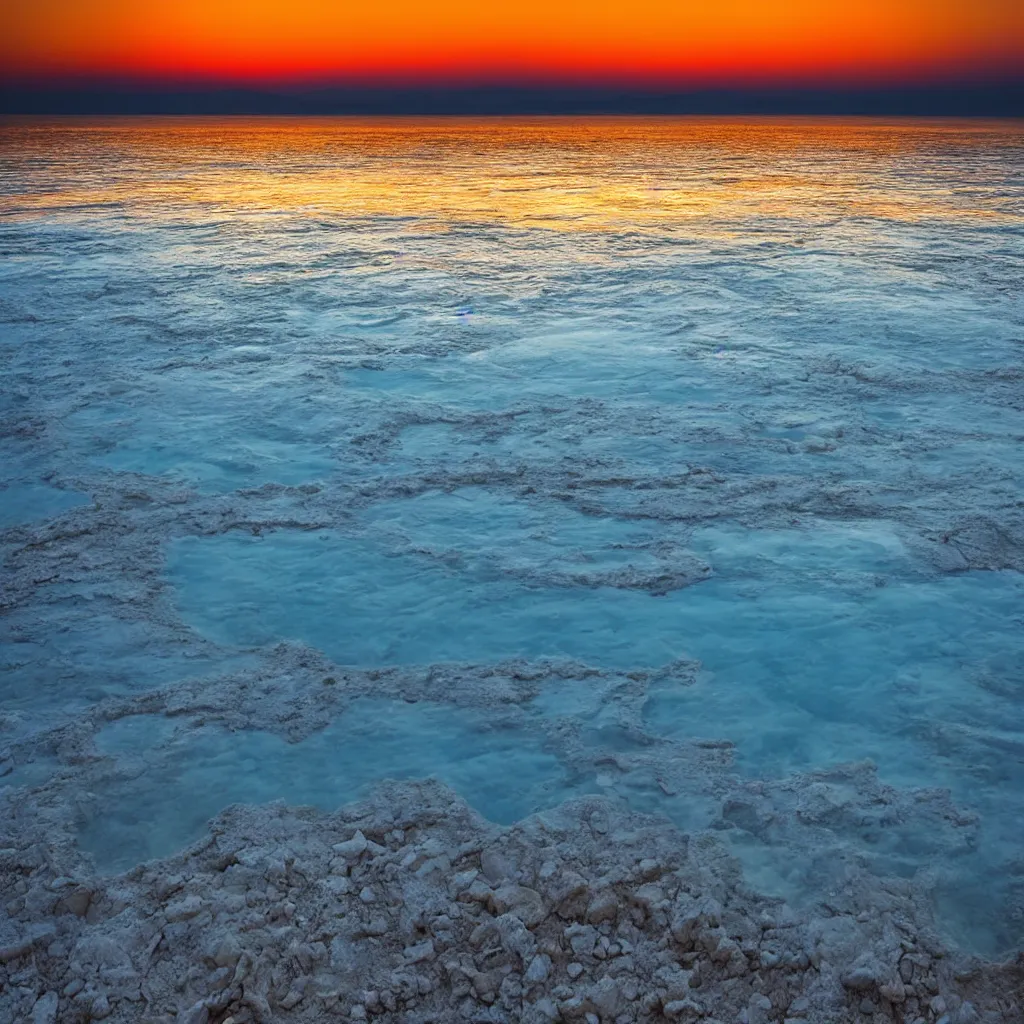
[1,119,1023,1019]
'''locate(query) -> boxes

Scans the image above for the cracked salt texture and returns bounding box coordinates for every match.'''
[1,117,1023,1021]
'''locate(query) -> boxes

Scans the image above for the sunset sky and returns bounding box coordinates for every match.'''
[4,0,1023,87]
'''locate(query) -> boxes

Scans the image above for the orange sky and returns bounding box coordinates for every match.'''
[4,0,1023,85]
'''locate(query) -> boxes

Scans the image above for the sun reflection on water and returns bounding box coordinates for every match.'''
[2,117,1022,236]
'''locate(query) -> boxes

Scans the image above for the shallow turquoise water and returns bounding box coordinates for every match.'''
[80,698,575,868]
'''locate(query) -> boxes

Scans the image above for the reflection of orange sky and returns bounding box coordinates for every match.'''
[5,119,1021,234]
[5,1,1023,84]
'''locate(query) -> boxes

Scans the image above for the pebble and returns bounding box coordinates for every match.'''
[480,849,510,883]
[176,1001,210,1024]
[525,954,552,984]
[332,831,368,862]
[842,965,879,991]
[664,998,703,1019]
[31,993,58,1024]
[404,939,435,963]
[164,896,204,923]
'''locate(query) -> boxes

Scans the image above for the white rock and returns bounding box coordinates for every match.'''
[322,875,352,896]
[416,855,451,879]
[631,883,666,910]
[404,939,435,963]
[31,993,59,1024]
[333,831,368,861]
[74,934,131,969]
[209,934,242,968]
[663,998,702,1019]
[451,868,479,893]
[492,884,547,928]
[165,896,205,923]
[747,993,773,1024]
[525,954,552,984]
[586,889,619,925]
[880,979,907,1003]
[532,997,559,1021]
[400,850,425,870]
[496,913,536,960]
[654,965,694,1003]
[481,849,511,883]
[565,923,598,958]
[279,981,306,1010]
[421,838,446,858]
[586,976,623,1016]
[636,858,664,881]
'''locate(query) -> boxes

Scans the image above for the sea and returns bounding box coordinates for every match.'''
[1,116,1022,957]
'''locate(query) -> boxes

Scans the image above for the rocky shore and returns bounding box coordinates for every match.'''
[2,779,1021,1024]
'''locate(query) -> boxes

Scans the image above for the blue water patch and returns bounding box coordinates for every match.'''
[0,482,89,527]
[646,522,1024,779]
[80,698,579,871]
[167,527,694,668]
[0,598,252,724]
[166,503,1024,785]
[362,489,662,572]
[346,329,726,410]
[65,390,339,493]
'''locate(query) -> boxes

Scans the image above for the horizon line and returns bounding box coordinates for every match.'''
[3,81,1023,118]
